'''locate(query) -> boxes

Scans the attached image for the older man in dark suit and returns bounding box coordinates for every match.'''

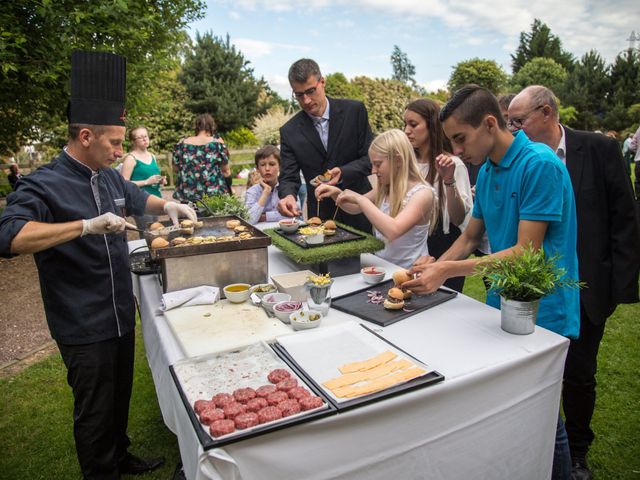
[277,58,373,232]
[509,85,640,480]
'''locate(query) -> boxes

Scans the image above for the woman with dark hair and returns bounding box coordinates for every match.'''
[172,113,231,203]
[403,99,473,292]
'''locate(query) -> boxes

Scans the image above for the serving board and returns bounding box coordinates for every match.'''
[170,342,336,449]
[163,301,291,357]
[331,279,457,327]
[272,224,364,249]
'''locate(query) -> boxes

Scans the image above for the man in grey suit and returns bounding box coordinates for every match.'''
[509,85,640,480]
[277,58,373,232]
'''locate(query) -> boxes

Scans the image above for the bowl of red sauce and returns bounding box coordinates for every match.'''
[361,266,386,284]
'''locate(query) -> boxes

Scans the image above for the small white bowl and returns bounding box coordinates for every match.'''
[304,233,325,245]
[249,283,277,299]
[223,283,251,303]
[273,301,303,323]
[289,310,323,330]
[261,292,291,313]
[278,219,300,233]
[361,266,386,284]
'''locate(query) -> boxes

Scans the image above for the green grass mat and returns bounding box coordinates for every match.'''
[264,222,385,264]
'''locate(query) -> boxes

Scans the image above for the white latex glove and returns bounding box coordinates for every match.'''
[81,212,135,236]
[163,202,197,226]
[145,174,163,186]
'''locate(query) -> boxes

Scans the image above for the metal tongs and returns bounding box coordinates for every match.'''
[126,224,181,236]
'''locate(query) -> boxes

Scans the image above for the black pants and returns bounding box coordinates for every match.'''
[562,306,606,460]
[58,331,135,480]
[428,223,465,292]
[634,161,640,198]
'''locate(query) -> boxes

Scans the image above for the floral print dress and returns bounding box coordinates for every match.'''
[172,137,230,202]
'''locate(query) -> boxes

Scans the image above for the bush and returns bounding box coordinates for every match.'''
[252,106,294,145]
[223,127,259,149]
[199,193,249,220]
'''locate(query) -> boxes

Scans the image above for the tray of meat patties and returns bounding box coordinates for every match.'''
[146,215,271,260]
[272,220,365,249]
[331,279,458,327]
[169,342,336,449]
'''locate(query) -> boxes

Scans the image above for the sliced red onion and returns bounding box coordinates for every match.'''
[274,301,303,312]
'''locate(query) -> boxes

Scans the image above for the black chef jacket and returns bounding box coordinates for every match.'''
[0,150,149,345]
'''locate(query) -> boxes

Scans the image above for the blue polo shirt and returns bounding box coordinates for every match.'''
[472,131,579,338]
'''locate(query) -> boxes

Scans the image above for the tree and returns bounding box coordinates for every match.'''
[179,33,264,133]
[511,57,568,94]
[390,46,416,85]
[351,77,417,133]
[560,50,610,130]
[448,58,508,94]
[325,73,364,101]
[604,49,640,130]
[0,0,205,156]
[511,19,574,74]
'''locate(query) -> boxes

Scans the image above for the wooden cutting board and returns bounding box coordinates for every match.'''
[164,301,292,358]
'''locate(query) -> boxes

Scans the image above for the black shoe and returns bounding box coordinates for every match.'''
[119,453,165,475]
[173,462,186,480]
[571,458,593,480]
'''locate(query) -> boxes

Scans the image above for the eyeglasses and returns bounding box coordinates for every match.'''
[292,78,322,100]
[507,105,544,130]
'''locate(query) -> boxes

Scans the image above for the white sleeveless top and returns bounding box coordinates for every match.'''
[374,183,433,269]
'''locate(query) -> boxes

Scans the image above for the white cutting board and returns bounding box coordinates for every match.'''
[164,301,292,357]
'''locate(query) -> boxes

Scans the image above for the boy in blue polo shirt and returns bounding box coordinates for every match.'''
[404,84,579,480]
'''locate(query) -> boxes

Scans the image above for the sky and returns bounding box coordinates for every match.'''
[188,0,640,99]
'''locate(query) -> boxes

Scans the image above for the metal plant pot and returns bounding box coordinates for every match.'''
[500,296,540,335]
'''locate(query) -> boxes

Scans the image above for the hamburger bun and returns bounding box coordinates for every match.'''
[150,237,170,249]
[149,222,164,231]
[383,287,405,310]
[171,236,187,246]
[234,225,248,233]
[392,270,412,286]
[323,220,336,230]
[402,289,413,300]
[194,220,204,228]
[179,226,194,235]
[308,217,322,226]
[180,219,194,228]
[226,219,241,229]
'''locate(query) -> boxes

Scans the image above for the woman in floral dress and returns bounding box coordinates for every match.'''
[172,114,231,203]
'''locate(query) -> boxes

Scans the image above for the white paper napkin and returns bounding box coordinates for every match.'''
[161,286,220,311]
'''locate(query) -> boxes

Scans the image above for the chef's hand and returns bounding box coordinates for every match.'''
[277,195,301,217]
[163,202,197,226]
[405,260,448,294]
[315,184,341,201]
[82,212,135,236]
[327,167,342,186]
[145,174,163,186]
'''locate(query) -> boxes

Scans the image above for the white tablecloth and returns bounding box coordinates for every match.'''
[130,231,568,480]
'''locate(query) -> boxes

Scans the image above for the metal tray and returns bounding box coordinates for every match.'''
[272,324,445,412]
[148,216,271,260]
[331,279,457,327]
[272,224,364,249]
[169,342,337,450]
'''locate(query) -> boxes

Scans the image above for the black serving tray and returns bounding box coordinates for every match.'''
[169,345,337,450]
[331,279,457,327]
[271,324,445,412]
[272,224,364,249]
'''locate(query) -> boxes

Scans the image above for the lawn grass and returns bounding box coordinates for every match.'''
[1,277,638,479]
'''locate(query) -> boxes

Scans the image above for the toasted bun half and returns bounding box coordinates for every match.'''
[392,270,412,286]
[226,219,241,229]
[151,237,170,249]
[149,222,164,231]
[383,298,405,310]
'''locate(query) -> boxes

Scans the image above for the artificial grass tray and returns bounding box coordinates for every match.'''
[264,222,385,265]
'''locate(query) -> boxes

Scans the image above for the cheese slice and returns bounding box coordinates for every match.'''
[338,350,397,374]
[333,366,427,398]
[323,358,413,390]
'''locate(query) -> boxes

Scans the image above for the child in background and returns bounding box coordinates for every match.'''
[245,145,296,224]
[316,129,436,269]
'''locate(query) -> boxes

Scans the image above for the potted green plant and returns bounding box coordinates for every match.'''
[199,194,249,220]
[474,244,582,334]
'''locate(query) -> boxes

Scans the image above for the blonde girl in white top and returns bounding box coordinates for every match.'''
[315,129,436,269]
[403,99,472,291]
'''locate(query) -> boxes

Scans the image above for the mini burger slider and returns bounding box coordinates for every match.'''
[383,288,405,310]
[323,220,336,236]
[307,217,322,227]
[392,270,413,299]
